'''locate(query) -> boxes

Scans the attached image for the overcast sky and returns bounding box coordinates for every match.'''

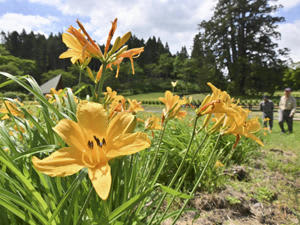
[0,0,300,62]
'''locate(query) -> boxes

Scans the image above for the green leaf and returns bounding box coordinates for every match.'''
[19,107,48,141]
[0,155,54,223]
[0,198,37,225]
[108,187,154,223]
[113,221,125,225]
[0,188,48,225]
[0,122,19,155]
[158,184,193,199]
[74,84,88,95]
[48,170,86,224]
[0,72,68,120]
[0,75,28,88]
[13,145,57,160]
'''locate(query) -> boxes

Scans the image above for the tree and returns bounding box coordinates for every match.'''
[191,33,227,91]
[0,44,10,56]
[283,64,300,91]
[196,0,287,94]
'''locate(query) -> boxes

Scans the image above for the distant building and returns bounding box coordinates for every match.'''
[40,74,63,94]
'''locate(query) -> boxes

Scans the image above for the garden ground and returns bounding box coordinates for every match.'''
[163,121,300,225]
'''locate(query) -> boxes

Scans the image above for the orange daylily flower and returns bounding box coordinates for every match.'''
[127,99,144,114]
[32,101,150,200]
[196,82,263,147]
[59,29,93,64]
[104,87,118,103]
[60,18,144,81]
[108,95,126,118]
[171,81,178,88]
[223,117,263,146]
[106,47,144,77]
[215,160,224,168]
[144,115,162,130]
[104,18,118,57]
[0,100,24,120]
[159,91,187,121]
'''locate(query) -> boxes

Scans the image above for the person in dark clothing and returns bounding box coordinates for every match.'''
[259,95,274,130]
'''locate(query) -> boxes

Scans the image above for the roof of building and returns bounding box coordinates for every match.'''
[40,74,62,94]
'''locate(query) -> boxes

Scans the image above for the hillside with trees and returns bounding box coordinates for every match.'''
[0,0,299,96]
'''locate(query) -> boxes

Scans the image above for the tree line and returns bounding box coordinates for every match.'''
[0,0,299,96]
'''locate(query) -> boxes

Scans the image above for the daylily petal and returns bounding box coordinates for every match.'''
[107,132,150,158]
[245,133,264,146]
[95,64,103,83]
[53,119,86,150]
[77,101,108,137]
[107,112,136,140]
[104,18,118,55]
[76,19,102,56]
[88,163,111,200]
[32,147,84,177]
[62,33,82,50]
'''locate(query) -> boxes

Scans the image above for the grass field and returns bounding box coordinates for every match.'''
[125,92,208,101]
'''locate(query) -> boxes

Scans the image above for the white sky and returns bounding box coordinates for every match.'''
[0,0,300,62]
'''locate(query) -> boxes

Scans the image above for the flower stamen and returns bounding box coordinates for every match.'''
[93,136,106,147]
[88,140,94,149]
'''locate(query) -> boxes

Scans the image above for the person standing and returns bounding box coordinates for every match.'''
[278,88,297,133]
[260,95,274,130]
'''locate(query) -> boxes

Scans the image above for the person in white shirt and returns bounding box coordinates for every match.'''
[278,88,297,133]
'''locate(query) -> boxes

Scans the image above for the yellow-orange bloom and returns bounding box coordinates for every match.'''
[59,30,92,64]
[108,95,126,118]
[107,47,144,77]
[0,100,24,120]
[171,81,178,88]
[196,83,234,117]
[224,117,263,146]
[144,115,162,130]
[127,99,144,114]
[104,87,117,103]
[159,91,187,121]
[60,18,144,81]
[32,101,150,200]
[104,18,118,57]
[215,160,224,168]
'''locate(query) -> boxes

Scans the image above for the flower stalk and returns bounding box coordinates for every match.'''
[171,134,222,224]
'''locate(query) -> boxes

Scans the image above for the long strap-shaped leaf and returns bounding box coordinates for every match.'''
[47,170,86,224]
[0,122,19,155]
[0,72,68,120]
[19,107,49,142]
[0,198,37,225]
[13,145,57,160]
[0,155,55,224]
[0,188,48,225]
[108,187,155,223]
[0,75,27,88]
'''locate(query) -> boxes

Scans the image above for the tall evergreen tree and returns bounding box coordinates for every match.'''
[196,0,287,94]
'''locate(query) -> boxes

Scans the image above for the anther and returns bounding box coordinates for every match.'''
[87,140,94,149]
[94,136,101,146]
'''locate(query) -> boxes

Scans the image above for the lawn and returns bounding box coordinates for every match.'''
[125,92,209,101]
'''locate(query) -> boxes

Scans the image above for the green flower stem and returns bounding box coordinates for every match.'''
[78,68,82,85]
[171,134,222,225]
[156,133,209,224]
[75,186,93,225]
[142,120,168,186]
[168,116,199,186]
[134,121,168,218]
[148,116,200,225]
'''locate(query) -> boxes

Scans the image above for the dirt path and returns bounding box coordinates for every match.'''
[163,148,300,225]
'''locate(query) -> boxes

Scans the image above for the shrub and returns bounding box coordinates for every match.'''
[1,91,30,101]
